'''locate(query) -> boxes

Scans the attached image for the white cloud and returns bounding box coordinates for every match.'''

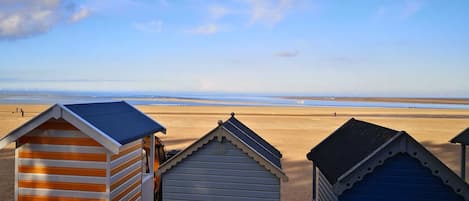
[0,0,87,39]
[274,50,299,57]
[209,5,231,20]
[135,20,163,33]
[188,24,219,35]
[246,0,298,26]
[70,7,90,22]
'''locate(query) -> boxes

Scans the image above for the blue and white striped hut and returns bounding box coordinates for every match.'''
[158,113,288,201]
[307,118,469,201]
[0,101,166,201]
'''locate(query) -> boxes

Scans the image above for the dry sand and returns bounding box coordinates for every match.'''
[0,104,469,201]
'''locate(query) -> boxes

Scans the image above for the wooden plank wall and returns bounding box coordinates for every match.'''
[109,139,143,201]
[162,139,280,201]
[16,121,107,201]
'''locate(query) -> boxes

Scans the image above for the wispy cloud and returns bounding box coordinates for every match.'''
[134,20,163,33]
[0,0,89,40]
[70,7,90,22]
[187,24,219,35]
[374,0,424,20]
[274,50,299,57]
[209,5,231,20]
[246,0,299,26]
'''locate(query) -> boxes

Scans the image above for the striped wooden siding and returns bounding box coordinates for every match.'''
[17,125,107,201]
[110,139,143,201]
[318,169,338,201]
[162,139,281,201]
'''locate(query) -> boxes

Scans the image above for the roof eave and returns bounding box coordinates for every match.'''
[0,104,61,149]
[331,132,469,200]
[157,125,288,182]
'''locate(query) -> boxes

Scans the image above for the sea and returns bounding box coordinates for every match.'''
[1,91,469,109]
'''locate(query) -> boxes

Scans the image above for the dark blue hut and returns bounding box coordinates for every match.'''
[307,118,469,201]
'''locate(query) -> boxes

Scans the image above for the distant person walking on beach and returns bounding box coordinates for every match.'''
[20,109,24,117]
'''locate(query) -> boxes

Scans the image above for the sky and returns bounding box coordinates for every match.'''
[0,0,468,97]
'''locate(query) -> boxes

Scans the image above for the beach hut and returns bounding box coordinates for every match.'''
[450,127,469,180]
[0,101,166,201]
[157,113,288,201]
[306,118,469,201]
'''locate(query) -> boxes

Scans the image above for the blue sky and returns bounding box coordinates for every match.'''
[0,0,468,97]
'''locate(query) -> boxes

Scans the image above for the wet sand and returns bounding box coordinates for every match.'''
[0,104,468,201]
[281,97,469,105]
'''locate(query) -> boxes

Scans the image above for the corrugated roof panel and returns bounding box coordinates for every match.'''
[223,118,281,169]
[227,117,282,159]
[64,101,165,145]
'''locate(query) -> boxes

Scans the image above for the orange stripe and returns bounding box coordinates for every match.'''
[19,166,106,177]
[111,155,141,175]
[36,121,79,130]
[19,195,104,201]
[111,167,141,190]
[19,180,106,192]
[19,151,106,162]
[129,191,142,201]
[19,136,101,146]
[111,144,141,160]
[111,179,141,201]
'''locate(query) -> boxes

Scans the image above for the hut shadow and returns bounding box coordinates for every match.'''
[420,140,466,180]
[281,158,312,201]
[0,148,14,201]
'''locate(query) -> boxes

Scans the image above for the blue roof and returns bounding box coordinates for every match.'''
[223,115,282,168]
[64,101,165,145]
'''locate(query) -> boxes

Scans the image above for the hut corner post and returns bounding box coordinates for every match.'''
[312,163,317,201]
[462,144,466,180]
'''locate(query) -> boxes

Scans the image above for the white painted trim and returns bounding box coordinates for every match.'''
[157,126,288,181]
[19,144,106,154]
[14,142,19,201]
[19,188,107,199]
[337,132,404,181]
[60,105,121,154]
[19,173,106,184]
[0,105,61,149]
[331,132,469,200]
[19,158,106,169]
[110,149,141,168]
[119,139,141,152]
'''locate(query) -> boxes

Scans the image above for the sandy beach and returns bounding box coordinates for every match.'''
[1,104,469,201]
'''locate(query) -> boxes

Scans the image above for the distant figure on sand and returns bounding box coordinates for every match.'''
[20,109,24,117]
[334,112,337,117]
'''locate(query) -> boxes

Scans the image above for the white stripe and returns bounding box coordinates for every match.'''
[19,173,106,184]
[28,129,86,138]
[120,184,141,201]
[119,139,141,152]
[111,162,141,184]
[19,144,105,154]
[111,149,141,168]
[110,173,141,198]
[19,187,106,199]
[135,197,141,201]
[19,158,106,169]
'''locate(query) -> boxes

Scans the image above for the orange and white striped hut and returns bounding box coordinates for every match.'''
[0,101,166,201]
